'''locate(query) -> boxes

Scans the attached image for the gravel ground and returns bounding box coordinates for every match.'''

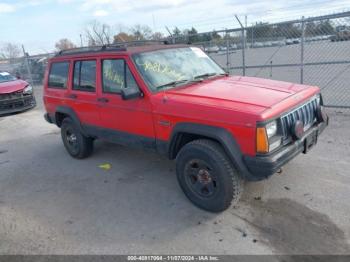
[0,86,349,255]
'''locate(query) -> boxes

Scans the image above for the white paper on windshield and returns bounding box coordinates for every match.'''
[190,47,207,58]
[0,72,10,76]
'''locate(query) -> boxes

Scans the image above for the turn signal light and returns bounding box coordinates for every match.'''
[256,127,269,153]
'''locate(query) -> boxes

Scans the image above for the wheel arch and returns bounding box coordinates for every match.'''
[55,106,86,135]
[168,123,254,180]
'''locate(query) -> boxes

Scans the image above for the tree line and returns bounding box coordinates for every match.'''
[55,19,338,51]
[0,19,340,58]
[246,20,335,39]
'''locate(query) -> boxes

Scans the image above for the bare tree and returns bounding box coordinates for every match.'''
[84,20,113,46]
[130,24,153,40]
[0,43,21,61]
[113,32,136,43]
[151,32,164,40]
[55,38,76,51]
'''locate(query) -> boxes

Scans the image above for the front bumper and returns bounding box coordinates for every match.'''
[243,119,328,180]
[0,94,36,116]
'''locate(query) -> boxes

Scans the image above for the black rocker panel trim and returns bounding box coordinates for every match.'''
[83,124,157,151]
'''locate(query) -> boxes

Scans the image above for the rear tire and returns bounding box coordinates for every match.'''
[61,117,93,159]
[176,139,243,212]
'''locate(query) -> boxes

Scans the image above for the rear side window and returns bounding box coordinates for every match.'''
[102,59,138,94]
[73,60,96,92]
[48,62,69,88]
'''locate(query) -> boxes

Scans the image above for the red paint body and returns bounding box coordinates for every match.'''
[0,79,28,94]
[43,46,320,157]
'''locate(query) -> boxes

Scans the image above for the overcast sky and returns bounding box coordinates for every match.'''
[0,0,349,55]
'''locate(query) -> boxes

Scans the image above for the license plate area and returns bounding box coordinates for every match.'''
[303,130,318,154]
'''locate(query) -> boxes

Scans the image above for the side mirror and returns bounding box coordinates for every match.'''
[121,88,142,100]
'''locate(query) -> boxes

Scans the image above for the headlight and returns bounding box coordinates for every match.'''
[23,85,33,95]
[256,120,281,154]
[266,120,277,138]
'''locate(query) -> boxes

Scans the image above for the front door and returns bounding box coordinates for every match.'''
[96,57,155,149]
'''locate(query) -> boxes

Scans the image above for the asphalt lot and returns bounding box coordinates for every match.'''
[0,85,350,255]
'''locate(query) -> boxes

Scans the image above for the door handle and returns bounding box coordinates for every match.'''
[67,94,77,99]
[97,97,109,103]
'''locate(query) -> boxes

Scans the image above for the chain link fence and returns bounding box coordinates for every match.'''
[1,11,349,108]
[170,11,350,108]
[0,53,53,86]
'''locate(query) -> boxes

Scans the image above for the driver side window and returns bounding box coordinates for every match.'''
[102,59,138,94]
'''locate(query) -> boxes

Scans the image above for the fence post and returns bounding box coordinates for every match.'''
[21,45,34,86]
[235,15,246,76]
[242,27,246,76]
[225,30,230,73]
[270,60,273,78]
[300,16,305,84]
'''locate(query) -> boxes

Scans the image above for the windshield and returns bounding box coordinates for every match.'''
[0,72,17,84]
[133,47,225,92]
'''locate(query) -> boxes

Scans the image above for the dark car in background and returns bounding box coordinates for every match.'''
[0,72,36,116]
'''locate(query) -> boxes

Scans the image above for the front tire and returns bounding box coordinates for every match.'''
[61,117,93,159]
[176,139,243,212]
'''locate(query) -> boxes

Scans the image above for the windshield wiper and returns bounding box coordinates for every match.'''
[193,72,217,79]
[193,72,228,80]
[155,79,190,90]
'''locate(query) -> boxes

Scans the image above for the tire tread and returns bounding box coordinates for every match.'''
[176,139,243,212]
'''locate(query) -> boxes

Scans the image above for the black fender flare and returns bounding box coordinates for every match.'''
[55,106,87,136]
[168,123,255,180]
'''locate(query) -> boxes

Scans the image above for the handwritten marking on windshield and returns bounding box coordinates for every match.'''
[136,60,185,81]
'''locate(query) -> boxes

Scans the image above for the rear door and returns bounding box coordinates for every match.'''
[67,59,100,127]
[45,60,70,113]
[96,56,155,148]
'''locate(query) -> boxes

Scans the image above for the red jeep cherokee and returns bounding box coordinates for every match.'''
[43,44,328,212]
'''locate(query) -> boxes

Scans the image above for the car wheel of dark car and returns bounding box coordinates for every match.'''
[61,117,93,159]
[176,139,243,212]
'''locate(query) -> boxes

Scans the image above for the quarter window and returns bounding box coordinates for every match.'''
[48,62,69,88]
[73,60,96,92]
[102,59,138,93]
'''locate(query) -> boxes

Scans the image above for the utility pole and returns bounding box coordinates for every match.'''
[80,34,83,47]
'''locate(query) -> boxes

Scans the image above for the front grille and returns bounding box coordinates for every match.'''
[0,92,23,101]
[0,91,35,112]
[281,96,319,139]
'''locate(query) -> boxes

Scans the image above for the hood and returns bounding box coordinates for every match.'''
[163,75,321,119]
[0,79,29,94]
[167,76,316,112]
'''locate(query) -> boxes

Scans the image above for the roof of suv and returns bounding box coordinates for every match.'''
[53,43,189,59]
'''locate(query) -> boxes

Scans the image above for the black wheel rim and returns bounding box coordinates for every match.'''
[65,128,79,154]
[184,159,218,198]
